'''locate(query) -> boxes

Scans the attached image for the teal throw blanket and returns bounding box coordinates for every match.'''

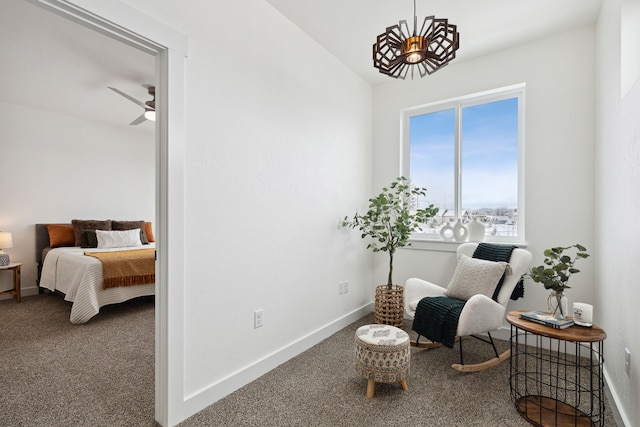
[412,296,465,348]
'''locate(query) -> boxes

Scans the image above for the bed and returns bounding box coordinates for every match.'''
[36,223,155,324]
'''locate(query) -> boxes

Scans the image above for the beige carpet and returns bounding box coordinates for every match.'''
[1,295,618,426]
[180,314,618,427]
[0,293,155,426]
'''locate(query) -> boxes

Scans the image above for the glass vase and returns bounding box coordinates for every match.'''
[547,291,568,319]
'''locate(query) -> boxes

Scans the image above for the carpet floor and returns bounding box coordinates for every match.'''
[0,293,155,426]
[1,295,618,426]
[180,314,618,427]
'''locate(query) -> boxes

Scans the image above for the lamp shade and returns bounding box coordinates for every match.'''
[0,232,12,249]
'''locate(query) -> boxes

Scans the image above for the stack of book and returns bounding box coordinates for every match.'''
[520,311,574,329]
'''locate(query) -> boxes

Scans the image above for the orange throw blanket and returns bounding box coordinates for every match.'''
[84,248,155,289]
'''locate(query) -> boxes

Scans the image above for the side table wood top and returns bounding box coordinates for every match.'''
[507,310,606,342]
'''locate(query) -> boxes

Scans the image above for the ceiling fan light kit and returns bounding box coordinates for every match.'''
[108,85,155,125]
[373,0,460,79]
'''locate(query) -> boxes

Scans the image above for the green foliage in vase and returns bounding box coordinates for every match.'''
[526,244,590,292]
[342,177,439,289]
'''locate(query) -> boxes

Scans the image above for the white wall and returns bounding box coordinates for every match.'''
[0,101,155,295]
[15,2,634,425]
[119,0,373,422]
[596,0,640,425]
[369,10,640,424]
[372,27,596,318]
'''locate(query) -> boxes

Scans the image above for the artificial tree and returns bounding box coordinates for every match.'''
[343,177,438,325]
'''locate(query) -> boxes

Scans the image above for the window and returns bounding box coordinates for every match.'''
[401,84,525,242]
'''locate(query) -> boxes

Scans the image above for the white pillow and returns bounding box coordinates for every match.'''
[444,254,508,301]
[96,228,142,249]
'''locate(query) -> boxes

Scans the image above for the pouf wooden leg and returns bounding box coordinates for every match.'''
[355,324,410,398]
[366,379,376,398]
[367,378,408,398]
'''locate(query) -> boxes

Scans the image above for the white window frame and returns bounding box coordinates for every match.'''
[400,83,526,244]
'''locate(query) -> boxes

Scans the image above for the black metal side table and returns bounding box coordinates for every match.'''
[507,310,606,427]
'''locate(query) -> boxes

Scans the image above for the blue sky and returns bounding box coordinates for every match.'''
[410,97,518,211]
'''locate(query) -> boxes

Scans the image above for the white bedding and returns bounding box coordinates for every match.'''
[40,244,155,324]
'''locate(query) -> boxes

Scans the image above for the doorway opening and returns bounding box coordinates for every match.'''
[23,1,187,425]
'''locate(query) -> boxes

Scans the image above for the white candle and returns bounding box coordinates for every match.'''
[573,302,593,327]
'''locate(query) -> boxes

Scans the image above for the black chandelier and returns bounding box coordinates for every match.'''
[372,0,460,79]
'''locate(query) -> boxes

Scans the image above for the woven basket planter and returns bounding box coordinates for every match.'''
[374,285,404,328]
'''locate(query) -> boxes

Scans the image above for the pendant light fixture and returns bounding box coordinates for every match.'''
[373,0,460,79]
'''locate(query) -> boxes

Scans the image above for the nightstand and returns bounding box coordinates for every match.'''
[507,310,606,426]
[0,263,22,303]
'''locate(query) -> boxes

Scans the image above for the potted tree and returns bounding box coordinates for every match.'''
[343,177,438,327]
[526,244,590,318]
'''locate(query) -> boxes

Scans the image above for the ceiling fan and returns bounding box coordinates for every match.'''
[108,85,155,125]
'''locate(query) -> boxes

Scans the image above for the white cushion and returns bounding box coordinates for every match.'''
[355,324,409,346]
[444,254,508,301]
[96,228,142,249]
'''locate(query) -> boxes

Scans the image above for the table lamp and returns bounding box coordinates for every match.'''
[0,232,13,266]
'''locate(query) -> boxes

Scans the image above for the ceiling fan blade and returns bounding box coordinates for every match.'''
[129,113,147,125]
[108,86,147,109]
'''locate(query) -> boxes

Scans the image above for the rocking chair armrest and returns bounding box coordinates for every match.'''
[404,277,446,319]
[457,294,506,337]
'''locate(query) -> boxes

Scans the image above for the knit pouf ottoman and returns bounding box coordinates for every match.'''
[354,324,410,398]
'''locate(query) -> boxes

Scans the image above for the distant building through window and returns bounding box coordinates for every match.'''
[402,84,525,242]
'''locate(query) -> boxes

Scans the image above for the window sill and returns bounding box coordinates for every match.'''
[404,238,529,253]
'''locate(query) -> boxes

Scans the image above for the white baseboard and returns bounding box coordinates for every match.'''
[21,285,40,297]
[603,367,632,427]
[181,303,374,422]
[491,326,511,342]
[0,284,39,301]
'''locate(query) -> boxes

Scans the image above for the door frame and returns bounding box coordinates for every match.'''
[27,1,187,425]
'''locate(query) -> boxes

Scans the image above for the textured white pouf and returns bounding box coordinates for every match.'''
[354,324,410,398]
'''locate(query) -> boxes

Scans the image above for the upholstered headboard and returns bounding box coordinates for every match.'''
[36,223,71,287]
[36,224,49,264]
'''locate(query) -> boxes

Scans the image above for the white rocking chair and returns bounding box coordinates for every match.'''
[404,242,532,372]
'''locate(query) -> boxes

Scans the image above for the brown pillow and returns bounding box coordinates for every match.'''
[144,222,155,243]
[71,219,112,247]
[112,220,149,244]
[46,224,76,248]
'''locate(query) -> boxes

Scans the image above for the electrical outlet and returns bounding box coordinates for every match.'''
[625,348,631,376]
[254,309,263,329]
[338,281,349,295]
